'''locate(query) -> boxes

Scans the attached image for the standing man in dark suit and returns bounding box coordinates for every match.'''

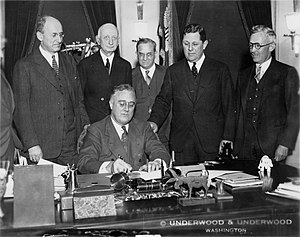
[148,24,236,165]
[1,36,22,170]
[13,16,90,166]
[78,23,132,123]
[78,84,170,174]
[234,25,299,162]
[132,38,170,151]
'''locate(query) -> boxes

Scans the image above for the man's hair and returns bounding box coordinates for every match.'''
[110,84,135,100]
[182,24,206,42]
[36,15,51,33]
[251,25,276,44]
[136,38,156,52]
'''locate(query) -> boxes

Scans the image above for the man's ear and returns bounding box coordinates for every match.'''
[203,40,208,50]
[269,42,276,52]
[109,99,113,110]
[36,31,43,42]
[95,35,100,45]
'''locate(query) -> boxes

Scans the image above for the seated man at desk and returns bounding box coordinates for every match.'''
[78,84,170,174]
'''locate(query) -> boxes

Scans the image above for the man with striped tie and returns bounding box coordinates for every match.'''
[13,16,90,166]
[132,38,170,151]
[234,25,299,162]
[78,84,170,174]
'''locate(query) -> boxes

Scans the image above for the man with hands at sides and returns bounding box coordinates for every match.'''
[78,84,170,174]
[13,16,90,166]
[148,24,235,165]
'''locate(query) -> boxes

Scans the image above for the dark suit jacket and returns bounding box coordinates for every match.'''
[149,57,236,153]
[77,53,132,123]
[78,116,171,174]
[132,64,170,147]
[12,49,90,159]
[1,70,22,168]
[234,59,299,157]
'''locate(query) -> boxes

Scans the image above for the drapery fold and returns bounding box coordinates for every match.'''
[237,0,273,39]
[4,0,41,83]
[81,0,117,40]
[158,0,191,66]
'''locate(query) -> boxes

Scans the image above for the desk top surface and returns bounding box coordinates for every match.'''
[1,161,299,236]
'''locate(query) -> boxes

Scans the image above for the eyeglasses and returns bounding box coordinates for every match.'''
[249,42,272,50]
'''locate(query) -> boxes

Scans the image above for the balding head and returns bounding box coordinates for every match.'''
[36,16,64,54]
[96,23,119,57]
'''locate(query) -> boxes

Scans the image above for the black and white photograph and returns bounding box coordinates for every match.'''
[0,0,299,236]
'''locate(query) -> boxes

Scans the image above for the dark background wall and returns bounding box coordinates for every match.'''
[189,1,252,83]
[6,0,252,85]
[32,1,92,51]
[37,0,251,84]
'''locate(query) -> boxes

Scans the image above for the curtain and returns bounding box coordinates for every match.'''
[237,0,273,39]
[4,0,42,84]
[158,0,191,66]
[81,0,117,41]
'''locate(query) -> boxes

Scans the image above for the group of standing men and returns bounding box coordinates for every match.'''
[2,15,299,174]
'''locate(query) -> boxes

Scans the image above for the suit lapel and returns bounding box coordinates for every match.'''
[239,66,255,112]
[1,71,14,112]
[260,60,279,104]
[33,50,60,89]
[105,117,127,160]
[152,64,164,87]
[180,60,195,103]
[194,58,213,103]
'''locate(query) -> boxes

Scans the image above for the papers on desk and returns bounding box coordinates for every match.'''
[38,158,67,177]
[37,159,67,191]
[266,180,300,200]
[131,170,162,181]
[215,171,263,187]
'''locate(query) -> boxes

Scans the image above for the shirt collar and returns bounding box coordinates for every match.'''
[187,54,206,71]
[140,64,156,78]
[110,116,129,139]
[39,45,59,66]
[256,57,272,74]
[100,50,114,65]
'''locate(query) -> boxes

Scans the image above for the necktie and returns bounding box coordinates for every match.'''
[192,62,198,78]
[145,70,151,85]
[255,65,261,83]
[121,125,128,153]
[52,55,59,75]
[105,58,110,73]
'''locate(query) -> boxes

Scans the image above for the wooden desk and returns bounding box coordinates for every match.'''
[1,163,299,236]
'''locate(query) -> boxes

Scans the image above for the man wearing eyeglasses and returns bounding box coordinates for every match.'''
[234,25,299,163]
[78,84,170,174]
[78,23,132,124]
[132,38,170,151]
[13,16,90,166]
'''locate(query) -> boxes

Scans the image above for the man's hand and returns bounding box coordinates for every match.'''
[28,145,43,163]
[112,158,132,173]
[77,124,90,153]
[148,122,158,133]
[219,140,233,153]
[274,145,288,162]
[139,160,161,172]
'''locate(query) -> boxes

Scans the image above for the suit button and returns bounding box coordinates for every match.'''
[100,97,105,101]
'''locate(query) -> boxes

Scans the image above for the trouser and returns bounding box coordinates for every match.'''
[239,121,264,160]
[173,128,217,166]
